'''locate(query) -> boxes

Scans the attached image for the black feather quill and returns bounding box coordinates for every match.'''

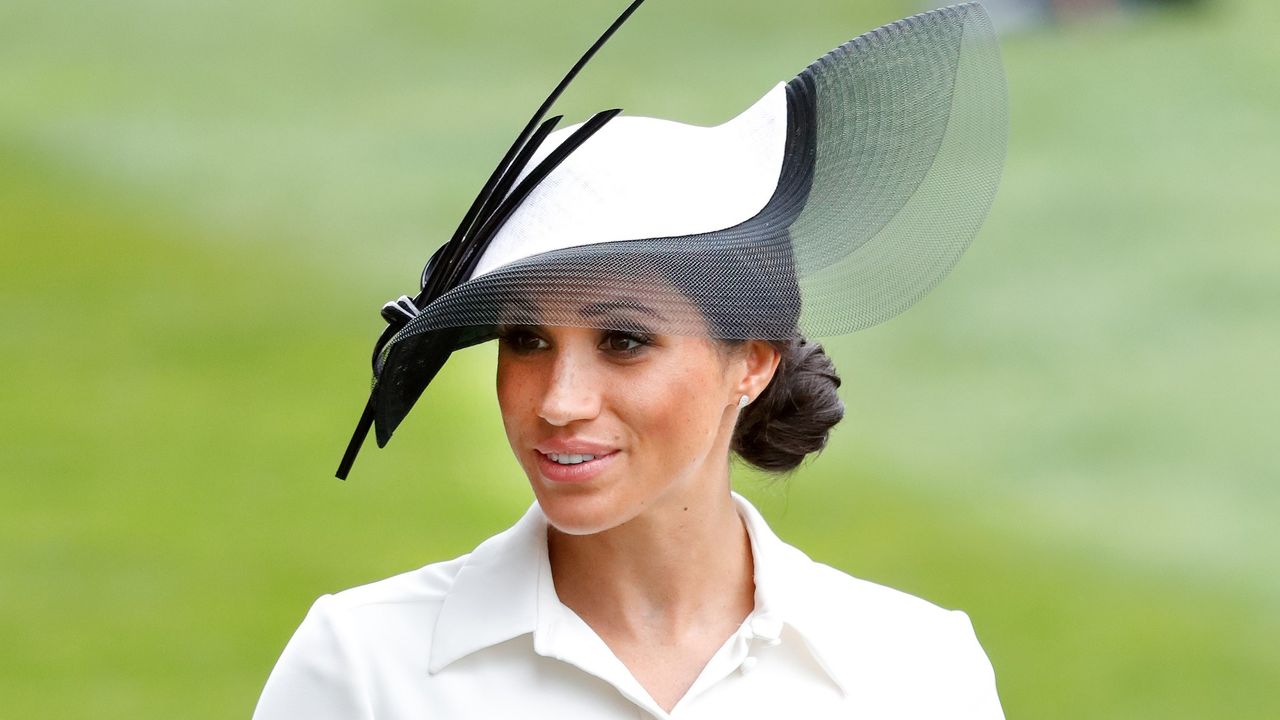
[337,0,649,480]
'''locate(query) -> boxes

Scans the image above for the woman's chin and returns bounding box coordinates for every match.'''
[532,485,633,536]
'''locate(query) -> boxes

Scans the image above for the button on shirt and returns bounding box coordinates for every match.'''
[253,494,1004,719]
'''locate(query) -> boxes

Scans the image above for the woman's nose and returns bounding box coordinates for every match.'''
[537,347,603,427]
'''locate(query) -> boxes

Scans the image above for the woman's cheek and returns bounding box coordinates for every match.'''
[626,368,705,458]
[496,362,537,442]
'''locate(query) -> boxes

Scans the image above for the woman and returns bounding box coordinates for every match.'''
[256,1,1007,717]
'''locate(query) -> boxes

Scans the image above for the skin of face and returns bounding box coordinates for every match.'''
[495,307,780,536]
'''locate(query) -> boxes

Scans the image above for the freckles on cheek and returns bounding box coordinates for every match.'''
[496,366,533,432]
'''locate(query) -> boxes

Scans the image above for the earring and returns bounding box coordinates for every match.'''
[738,394,751,409]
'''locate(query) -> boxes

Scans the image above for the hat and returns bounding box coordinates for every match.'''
[336,0,1007,479]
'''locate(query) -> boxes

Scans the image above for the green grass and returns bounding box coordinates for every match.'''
[2,1,1277,717]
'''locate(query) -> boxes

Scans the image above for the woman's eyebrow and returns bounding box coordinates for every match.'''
[578,300,667,321]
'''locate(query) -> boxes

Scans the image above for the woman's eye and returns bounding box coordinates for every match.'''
[499,328,548,353]
[601,332,649,355]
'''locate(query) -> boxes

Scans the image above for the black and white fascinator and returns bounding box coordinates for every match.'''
[337,1,1007,479]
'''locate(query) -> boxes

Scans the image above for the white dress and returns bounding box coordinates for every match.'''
[253,493,1004,719]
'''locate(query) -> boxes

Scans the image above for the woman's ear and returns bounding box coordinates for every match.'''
[736,340,782,403]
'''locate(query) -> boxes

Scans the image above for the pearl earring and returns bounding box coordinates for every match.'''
[738,394,751,409]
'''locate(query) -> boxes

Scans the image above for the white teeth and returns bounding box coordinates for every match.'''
[547,453,597,465]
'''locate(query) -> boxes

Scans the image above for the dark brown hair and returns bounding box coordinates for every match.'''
[726,335,844,472]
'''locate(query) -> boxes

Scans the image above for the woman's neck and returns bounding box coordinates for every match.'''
[546,479,755,642]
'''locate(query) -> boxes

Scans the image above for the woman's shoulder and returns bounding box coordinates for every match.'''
[310,550,471,634]
[321,505,541,616]
[745,497,979,645]
[803,557,963,624]
[332,553,468,605]
[254,543,514,719]
[260,550,478,695]
[786,552,995,673]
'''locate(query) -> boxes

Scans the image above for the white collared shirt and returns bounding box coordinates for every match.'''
[254,494,1004,719]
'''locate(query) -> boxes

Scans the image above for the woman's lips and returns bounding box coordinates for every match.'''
[535,449,620,484]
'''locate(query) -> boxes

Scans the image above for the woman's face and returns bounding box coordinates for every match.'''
[495,299,776,535]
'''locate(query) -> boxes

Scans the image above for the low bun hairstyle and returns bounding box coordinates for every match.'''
[729,335,844,473]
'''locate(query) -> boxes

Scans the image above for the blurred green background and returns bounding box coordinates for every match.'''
[2,0,1277,717]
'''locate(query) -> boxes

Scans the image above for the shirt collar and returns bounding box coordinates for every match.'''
[731,493,855,696]
[428,492,854,696]
[427,502,545,674]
